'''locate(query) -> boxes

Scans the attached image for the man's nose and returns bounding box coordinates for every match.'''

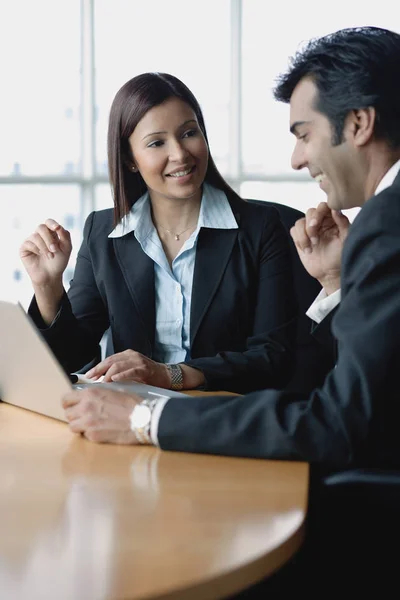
[291,142,307,171]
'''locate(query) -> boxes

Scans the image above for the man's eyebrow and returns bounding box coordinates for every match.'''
[141,119,197,141]
[290,120,310,135]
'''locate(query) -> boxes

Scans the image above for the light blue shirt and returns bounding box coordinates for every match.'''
[108,183,238,364]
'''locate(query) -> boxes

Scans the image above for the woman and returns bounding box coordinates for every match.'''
[20,72,296,393]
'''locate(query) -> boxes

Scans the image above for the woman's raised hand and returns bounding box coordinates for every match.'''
[20,219,72,287]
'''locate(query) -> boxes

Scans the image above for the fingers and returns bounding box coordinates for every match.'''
[21,221,71,258]
[110,368,145,383]
[63,386,119,410]
[45,218,63,232]
[86,350,139,380]
[313,201,332,220]
[35,223,62,253]
[291,202,342,252]
[290,218,312,253]
[63,388,106,430]
[25,231,54,259]
[102,362,121,383]
[62,387,142,445]
[19,239,42,258]
[65,403,104,427]
[290,205,327,252]
[331,209,350,236]
[62,390,84,409]
[85,357,117,380]
[45,219,71,248]
[103,362,144,382]
[85,353,128,379]
[305,202,331,242]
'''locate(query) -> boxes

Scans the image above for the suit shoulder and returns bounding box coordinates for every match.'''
[351,184,400,236]
[343,185,400,269]
[84,208,115,239]
[234,199,305,238]
[233,198,281,226]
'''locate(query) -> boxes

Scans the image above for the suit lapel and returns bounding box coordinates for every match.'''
[392,168,400,190]
[113,234,155,348]
[190,227,238,345]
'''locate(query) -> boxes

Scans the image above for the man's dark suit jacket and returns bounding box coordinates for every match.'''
[29,194,298,393]
[158,170,400,470]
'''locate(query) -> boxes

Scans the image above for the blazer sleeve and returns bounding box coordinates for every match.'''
[185,209,297,393]
[285,307,338,394]
[311,307,338,359]
[28,212,109,373]
[157,197,400,470]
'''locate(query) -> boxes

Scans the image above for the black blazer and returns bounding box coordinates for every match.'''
[29,194,298,393]
[158,171,400,470]
[250,200,335,392]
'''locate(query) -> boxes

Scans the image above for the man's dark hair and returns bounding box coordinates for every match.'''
[274,26,400,147]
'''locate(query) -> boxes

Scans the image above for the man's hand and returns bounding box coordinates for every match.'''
[290,202,350,294]
[62,386,142,444]
[85,350,171,387]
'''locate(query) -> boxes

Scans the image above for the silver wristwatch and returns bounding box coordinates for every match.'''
[166,363,184,390]
[129,398,158,444]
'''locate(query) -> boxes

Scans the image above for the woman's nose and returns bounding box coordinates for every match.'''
[169,139,189,161]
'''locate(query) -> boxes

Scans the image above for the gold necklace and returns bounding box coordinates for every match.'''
[157,223,196,241]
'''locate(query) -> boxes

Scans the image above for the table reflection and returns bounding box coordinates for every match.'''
[0,406,307,600]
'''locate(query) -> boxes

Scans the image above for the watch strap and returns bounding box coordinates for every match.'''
[166,363,184,390]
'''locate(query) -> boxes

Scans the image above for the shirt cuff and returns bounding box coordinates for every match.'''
[150,397,171,446]
[306,288,341,324]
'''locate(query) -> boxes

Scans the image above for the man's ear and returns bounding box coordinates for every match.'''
[347,107,376,147]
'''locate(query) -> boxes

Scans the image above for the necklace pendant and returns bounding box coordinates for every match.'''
[175,234,179,241]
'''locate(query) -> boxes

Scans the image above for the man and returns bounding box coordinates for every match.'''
[62,26,400,471]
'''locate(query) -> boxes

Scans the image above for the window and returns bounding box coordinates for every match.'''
[0,185,81,307]
[94,0,231,177]
[1,1,81,176]
[1,0,398,305]
[241,0,399,212]
[1,0,81,307]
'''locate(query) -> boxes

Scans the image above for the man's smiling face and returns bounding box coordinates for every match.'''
[289,77,365,210]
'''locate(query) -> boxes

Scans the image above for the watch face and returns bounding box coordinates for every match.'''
[131,405,151,428]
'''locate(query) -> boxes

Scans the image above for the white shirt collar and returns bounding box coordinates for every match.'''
[375,159,400,196]
[108,182,238,239]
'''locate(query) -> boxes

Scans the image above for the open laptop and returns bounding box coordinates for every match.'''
[0,300,188,422]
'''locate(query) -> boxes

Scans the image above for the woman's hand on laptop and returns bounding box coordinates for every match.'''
[20,219,72,287]
[85,350,171,388]
[62,386,141,444]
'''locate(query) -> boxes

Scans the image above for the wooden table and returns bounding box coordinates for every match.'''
[0,401,308,600]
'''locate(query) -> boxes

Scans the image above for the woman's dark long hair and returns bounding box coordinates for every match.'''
[107,72,241,224]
